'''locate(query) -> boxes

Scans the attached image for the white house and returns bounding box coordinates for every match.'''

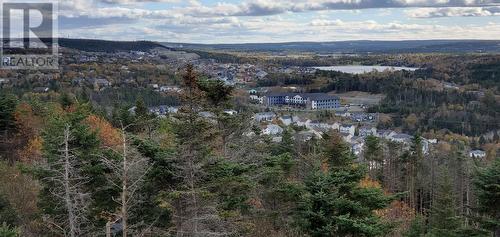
[249,95,264,104]
[469,150,486,159]
[359,126,377,137]
[255,112,276,122]
[33,87,50,93]
[340,124,356,136]
[263,124,284,135]
[391,133,413,143]
[160,86,182,93]
[0,78,10,85]
[331,122,341,131]
[339,132,354,143]
[279,116,293,126]
[352,143,364,156]
[296,119,312,127]
[224,110,238,116]
[272,136,283,143]
[376,130,397,140]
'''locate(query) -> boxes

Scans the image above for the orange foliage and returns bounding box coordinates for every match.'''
[248,198,263,209]
[13,103,44,163]
[85,115,122,148]
[376,200,416,237]
[320,161,329,173]
[14,103,42,138]
[359,176,382,189]
[19,136,43,163]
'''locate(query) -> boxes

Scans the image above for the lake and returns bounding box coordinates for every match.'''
[312,65,419,74]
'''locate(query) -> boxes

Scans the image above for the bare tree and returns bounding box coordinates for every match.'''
[101,124,151,237]
[42,124,91,237]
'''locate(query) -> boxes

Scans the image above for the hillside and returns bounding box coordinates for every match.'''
[163,40,500,54]
[59,38,167,52]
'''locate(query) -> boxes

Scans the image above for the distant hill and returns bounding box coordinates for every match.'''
[162,40,500,54]
[59,38,167,52]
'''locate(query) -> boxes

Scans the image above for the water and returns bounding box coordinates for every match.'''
[313,65,419,74]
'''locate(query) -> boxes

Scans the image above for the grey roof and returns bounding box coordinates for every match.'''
[393,133,412,139]
[266,92,339,101]
[470,150,486,154]
[256,112,276,116]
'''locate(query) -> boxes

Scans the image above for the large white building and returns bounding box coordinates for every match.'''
[265,93,340,110]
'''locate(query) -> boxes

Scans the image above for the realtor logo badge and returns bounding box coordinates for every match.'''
[1,1,58,70]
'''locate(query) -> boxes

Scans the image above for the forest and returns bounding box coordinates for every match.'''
[0,65,499,237]
[305,66,499,137]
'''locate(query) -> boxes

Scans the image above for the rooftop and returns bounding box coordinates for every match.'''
[266,92,340,101]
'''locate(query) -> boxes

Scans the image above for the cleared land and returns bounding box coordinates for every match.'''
[331,91,384,106]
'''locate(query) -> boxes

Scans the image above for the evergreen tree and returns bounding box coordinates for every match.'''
[427,170,460,237]
[296,132,392,237]
[474,157,500,237]
[0,195,19,227]
[134,97,149,119]
[364,135,383,180]
[0,94,17,133]
[36,102,116,235]
[405,215,426,237]
[0,223,19,237]
[171,64,232,235]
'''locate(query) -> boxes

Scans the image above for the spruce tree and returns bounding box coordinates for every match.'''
[474,157,500,237]
[427,170,460,237]
[171,64,232,235]
[297,132,392,237]
[36,103,116,235]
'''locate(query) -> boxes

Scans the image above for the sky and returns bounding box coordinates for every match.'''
[51,0,500,43]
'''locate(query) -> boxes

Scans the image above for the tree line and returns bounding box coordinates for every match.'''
[0,65,498,236]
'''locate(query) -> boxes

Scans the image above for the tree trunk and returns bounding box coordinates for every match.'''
[63,126,77,237]
[122,130,128,237]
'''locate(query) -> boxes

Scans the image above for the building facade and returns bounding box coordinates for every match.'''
[265,93,340,110]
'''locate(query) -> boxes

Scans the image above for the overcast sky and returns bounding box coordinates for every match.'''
[54,0,500,43]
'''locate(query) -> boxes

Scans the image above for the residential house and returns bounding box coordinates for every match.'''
[359,126,377,137]
[340,132,354,142]
[469,150,486,159]
[254,112,276,122]
[263,124,283,135]
[377,130,397,140]
[148,105,179,116]
[249,95,264,104]
[88,78,111,89]
[148,84,159,90]
[340,124,356,136]
[256,70,268,79]
[352,143,364,156]
[279,116,293,126]
[335,110,351,118]
[0,78,9,84]
[0,78,11,88]
[33,87,49,93]
[224,110,238,116]
[391,133,413,143]
[160,86,182,93]
[272,136,283,143]
[443,82,460,90]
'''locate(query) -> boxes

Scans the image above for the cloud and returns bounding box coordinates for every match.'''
[60,17,500,43]
[97,0,181,4]
[55,0,500,43]
[60,0,500,19]
[177,0,500,17]
[406,6,500,17]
